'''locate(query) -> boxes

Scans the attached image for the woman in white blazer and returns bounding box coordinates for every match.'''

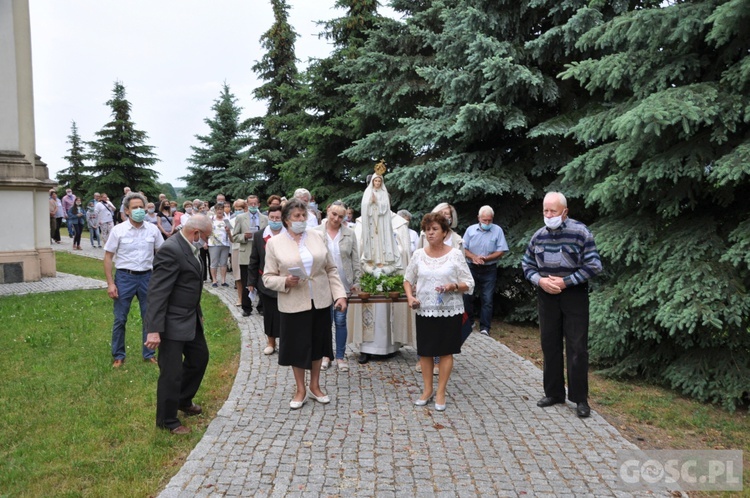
[263,198,348,409]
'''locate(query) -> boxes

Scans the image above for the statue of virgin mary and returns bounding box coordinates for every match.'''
[360,173,401,274]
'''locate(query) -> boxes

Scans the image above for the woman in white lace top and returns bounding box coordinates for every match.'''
[404,212,474,412]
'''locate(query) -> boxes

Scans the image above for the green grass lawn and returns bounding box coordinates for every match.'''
[0,253,240,496]
[54,251,107,280]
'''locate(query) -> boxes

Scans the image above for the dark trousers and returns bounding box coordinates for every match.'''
[466,264,497,331]
[199,247,210,281]
[72,222,84,246]
[50,216,57,241]
[156,324,210,429]
[537,284,589,403]
[239,264,253,313]
[53,217,62,242]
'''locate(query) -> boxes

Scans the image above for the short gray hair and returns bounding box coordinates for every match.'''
[544,192,567,208]
[397,209,412,220]
[123,192,147,209]
[478,205,494,217]
[184,214,212,232]
[294,188,311,201]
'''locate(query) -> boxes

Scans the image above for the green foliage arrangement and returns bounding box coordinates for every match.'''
[359,272,404,294]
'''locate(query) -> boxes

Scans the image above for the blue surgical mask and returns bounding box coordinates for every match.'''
[235,210,244,216]
[309,202,317,210]
[130,208,146,223]
[269,220,283,231]
[291,221,307,234]
[192,237,205,249]
[248,206,258,214]
[480,223,492,231]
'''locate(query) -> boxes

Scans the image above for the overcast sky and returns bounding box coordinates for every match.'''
[30,0,396,188]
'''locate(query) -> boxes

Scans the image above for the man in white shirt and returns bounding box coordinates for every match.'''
[95,193,117,244]
[104,192,164,367]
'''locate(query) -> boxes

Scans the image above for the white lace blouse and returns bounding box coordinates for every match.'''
[404,248,475,317]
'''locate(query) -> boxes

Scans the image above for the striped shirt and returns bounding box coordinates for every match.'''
[521,218,602,288]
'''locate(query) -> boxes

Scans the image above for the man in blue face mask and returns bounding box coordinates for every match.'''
[462,206,509,339]
[231,195,268,316]
[103,192,164,367]
[521,192,603,418]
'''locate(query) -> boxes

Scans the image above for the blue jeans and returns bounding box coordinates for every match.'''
[467,264,497,332]
[66,217,76,238]
[89,226,101,246]
[331,307,348,359]
[111,269,154,360]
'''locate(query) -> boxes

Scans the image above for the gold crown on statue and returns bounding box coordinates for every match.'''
[374,159,387,176]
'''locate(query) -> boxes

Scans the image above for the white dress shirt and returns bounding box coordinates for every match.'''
[104,219,164,271]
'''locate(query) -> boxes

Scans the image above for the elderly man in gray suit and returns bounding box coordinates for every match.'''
[231,194,268,316]
[145,214,213,435]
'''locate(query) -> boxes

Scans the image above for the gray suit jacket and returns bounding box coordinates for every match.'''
[231,212,269,265]
[146,233,203,341]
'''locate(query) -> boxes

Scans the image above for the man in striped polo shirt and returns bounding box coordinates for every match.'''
[522,192,602,418]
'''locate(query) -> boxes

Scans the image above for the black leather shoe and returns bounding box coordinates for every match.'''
[357,353,370,364]
[241,311,251,317]
[536,396,565,408]
[179,403,202,416]
[576,401,591,418]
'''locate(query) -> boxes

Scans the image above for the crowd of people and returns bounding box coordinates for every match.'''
[53,178,602,433]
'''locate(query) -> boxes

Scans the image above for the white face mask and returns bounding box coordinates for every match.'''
[290,221,307,234]
[192,233,205,249]
[544,215,563,230]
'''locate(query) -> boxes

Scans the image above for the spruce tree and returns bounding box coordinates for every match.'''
[57,120,91,197]
[341,0,443,210]
[276,0,381,206]
[182,83,248,200]
[234,0,299,199]
[548,0,750,409]
[86,81,160,199]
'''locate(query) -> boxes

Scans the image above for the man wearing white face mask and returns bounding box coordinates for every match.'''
[521,192,602,418]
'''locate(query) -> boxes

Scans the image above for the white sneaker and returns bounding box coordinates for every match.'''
[480,329,489,336]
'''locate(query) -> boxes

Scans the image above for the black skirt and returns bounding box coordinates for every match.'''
[278,304,333,369]
[415,314,462,357]
[259,293,280,338]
